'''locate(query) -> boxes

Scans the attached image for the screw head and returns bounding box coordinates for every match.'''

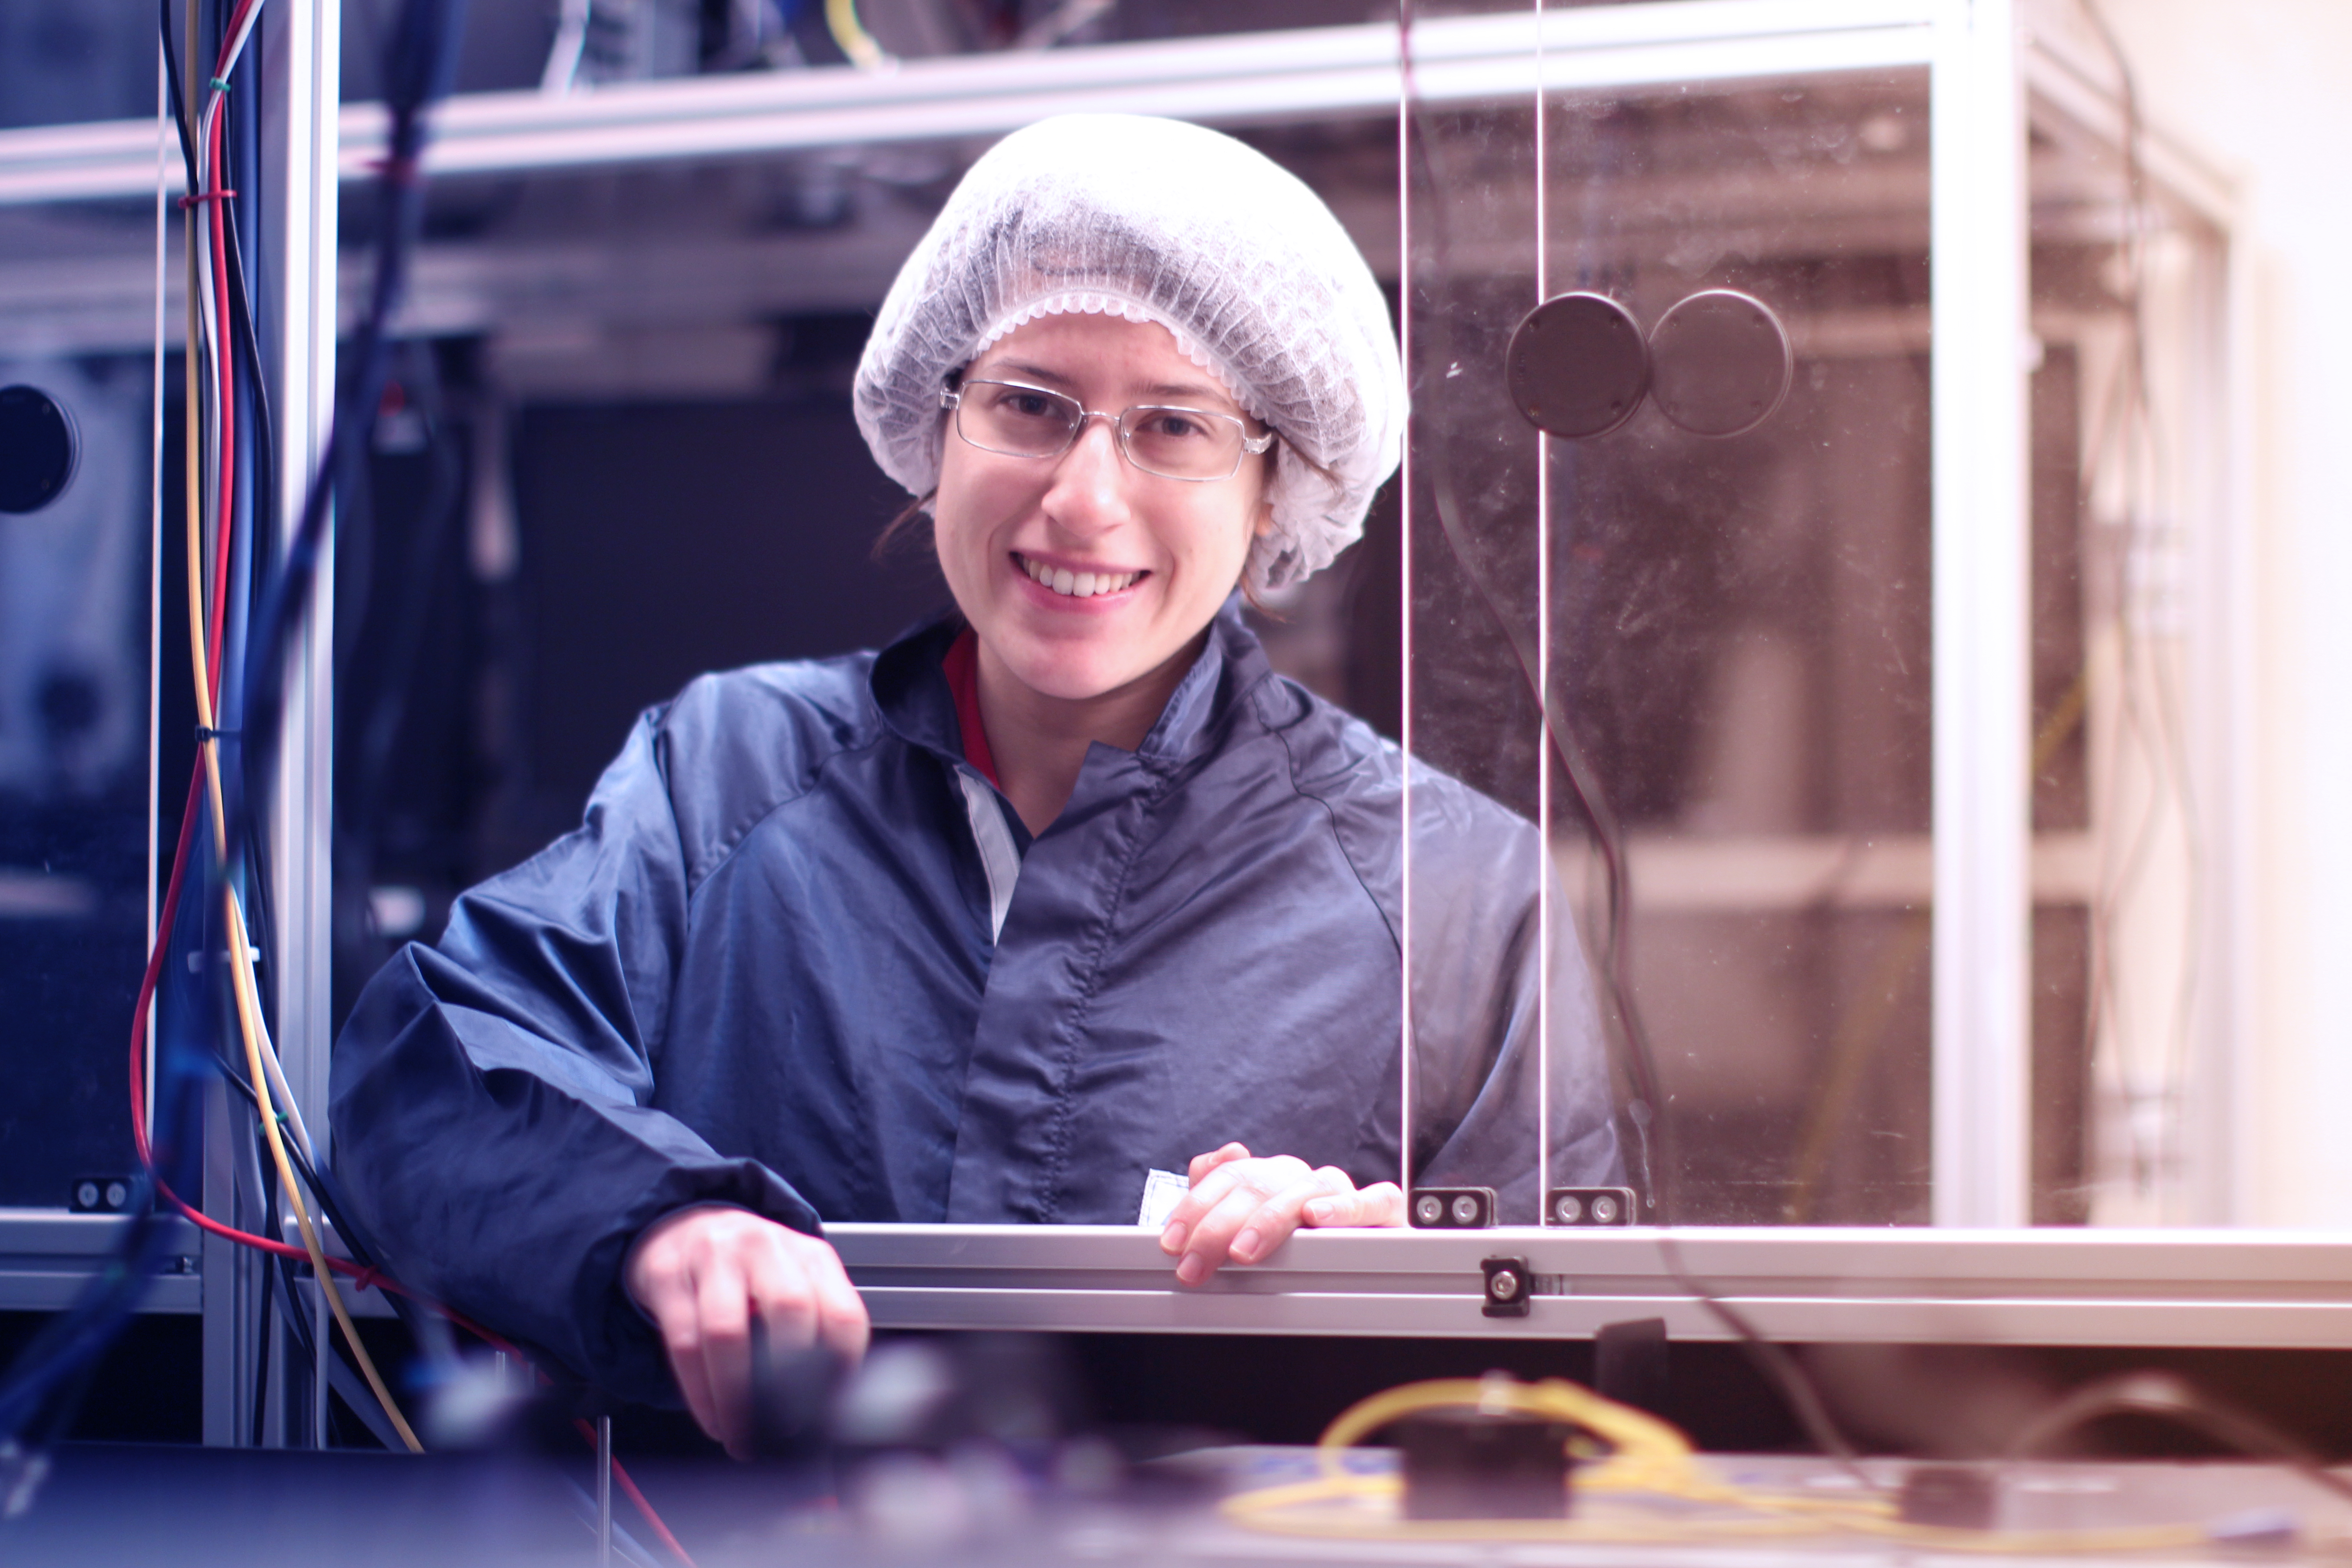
[1592,1194,1622,1224]
[1488,1267,1522,1302]
[1450,1194,1481,1226]
[76,1181,99,1209]
[1414,1193,1444,1226]
[105,1181,129,1209]
[1554,1194,1583,1224]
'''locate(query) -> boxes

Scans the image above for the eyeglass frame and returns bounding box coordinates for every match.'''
[939,377,1276,483]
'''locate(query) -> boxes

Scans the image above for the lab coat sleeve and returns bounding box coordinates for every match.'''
[329,706,819,1406]
[1403,778,1625,1222]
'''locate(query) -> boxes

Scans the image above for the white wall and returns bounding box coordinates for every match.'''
[2098,0,2352,1223]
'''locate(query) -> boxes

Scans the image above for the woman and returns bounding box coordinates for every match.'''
[330,114,1621,1456]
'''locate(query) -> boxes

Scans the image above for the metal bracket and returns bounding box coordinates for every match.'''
[1481,1256,1533,1318]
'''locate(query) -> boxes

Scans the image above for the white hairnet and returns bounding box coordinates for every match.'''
[854,113,1404,592]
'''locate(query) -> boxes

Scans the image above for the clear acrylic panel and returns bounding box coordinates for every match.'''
[1402,65,1936,1225]
[2025,90,2233,1226]
[0,192,165,1206]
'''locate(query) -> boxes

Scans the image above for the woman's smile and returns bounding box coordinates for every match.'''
[1010,549,1149,604]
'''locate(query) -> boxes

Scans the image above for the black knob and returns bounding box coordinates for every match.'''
[0,385,79,514]
[1505,292,1650,440]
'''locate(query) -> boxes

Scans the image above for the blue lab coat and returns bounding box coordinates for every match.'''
[329,607,1621,1403]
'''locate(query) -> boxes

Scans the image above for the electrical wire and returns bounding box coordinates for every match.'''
[824,0,889,68]
[164,0,424,1455]
[114,7,708,1557]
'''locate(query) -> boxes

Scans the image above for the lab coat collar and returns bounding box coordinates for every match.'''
[867,596,1271,773]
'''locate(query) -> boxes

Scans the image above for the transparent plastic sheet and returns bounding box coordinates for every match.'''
[1401,51,1938,1226]
[2024,73,2231,1226]
[0,191,167,1207]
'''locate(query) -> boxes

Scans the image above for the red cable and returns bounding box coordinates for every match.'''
[131,644,703,1568]
[130,761,204,1169]
[210,0,265,79]
[574,1419,702,1568]
[205,107,235,685]
[143,69,701,1562]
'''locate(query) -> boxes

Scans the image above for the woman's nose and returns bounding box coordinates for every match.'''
[1041,416,1131,534]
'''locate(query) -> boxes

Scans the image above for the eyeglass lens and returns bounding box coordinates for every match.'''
[957,380,1247,481]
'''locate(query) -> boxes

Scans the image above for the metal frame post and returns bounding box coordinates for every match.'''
[203,0,339,1448]
[1928,0,2032,1226]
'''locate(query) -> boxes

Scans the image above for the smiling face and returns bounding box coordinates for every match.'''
[931,311,1273,712]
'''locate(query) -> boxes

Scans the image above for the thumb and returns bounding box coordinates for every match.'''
[1340,1182,1406,1228]
[1302,1173,1368,1228]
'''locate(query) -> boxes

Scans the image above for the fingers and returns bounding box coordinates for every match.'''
[770,1227,872,1364]
[1167,1156,1327,1285]
[1186,1142,1251,1186]
[1159,1144,1254,1257]
[629,1213,730,1446]
[1304,1178,1407,1230]
[626,1209,871,1456]
[695,1246,756,1452]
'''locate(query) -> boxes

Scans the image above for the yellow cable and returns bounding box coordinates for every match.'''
[224,879,422,1453]
[824,0,889,68]
[181,284,421,1456]
[1225,1376,2217,1555]
[1314,1376,1698,1495]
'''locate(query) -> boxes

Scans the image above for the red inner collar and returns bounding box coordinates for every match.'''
[941,628,1000,789]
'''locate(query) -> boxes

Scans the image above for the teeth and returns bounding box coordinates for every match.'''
[1020,555,1142,598]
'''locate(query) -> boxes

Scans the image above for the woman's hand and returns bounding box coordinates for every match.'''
[623,1207,870,1457]
[1157,1143,1405,1285]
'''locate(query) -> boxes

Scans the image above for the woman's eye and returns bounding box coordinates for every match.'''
[1140,411,1211,441]
[992,390,1065,420]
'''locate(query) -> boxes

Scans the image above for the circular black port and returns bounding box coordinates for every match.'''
[1505,291,1650,440]
[1646,289,1793,439]
[0,384,79,514]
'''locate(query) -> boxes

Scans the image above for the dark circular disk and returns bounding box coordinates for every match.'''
[1645,289,1793,439]
[0,384,80,514]
[1505,291,1649,440]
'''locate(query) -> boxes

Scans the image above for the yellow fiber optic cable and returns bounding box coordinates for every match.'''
[1313,1376,1700,1496]
[1224,1377,2236,1555]
[825,0,889,69]
[181,338,420,1459]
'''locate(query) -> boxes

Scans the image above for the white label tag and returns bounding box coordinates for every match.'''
[1137,1168,1191,1229]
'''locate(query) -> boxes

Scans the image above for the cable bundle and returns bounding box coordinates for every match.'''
[0,6,692,1561]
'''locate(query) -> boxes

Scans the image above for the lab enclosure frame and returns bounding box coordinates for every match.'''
[0,0,2280,1446]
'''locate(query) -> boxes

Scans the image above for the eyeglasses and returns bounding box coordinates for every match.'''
[941,378,1274,483]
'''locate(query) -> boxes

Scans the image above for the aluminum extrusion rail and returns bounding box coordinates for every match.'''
[830,1224,2352,1348]
[0,0,1937,206]
[0,1210,202,1314]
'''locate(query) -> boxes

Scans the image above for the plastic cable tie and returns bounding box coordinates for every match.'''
[176,189,238,209]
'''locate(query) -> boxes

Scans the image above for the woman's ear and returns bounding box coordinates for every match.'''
[1252,495,1276,539]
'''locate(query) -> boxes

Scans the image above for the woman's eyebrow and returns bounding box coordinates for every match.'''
[980,359,1076,387]
[1140,378,1229,404]
[975,359,1232,407]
